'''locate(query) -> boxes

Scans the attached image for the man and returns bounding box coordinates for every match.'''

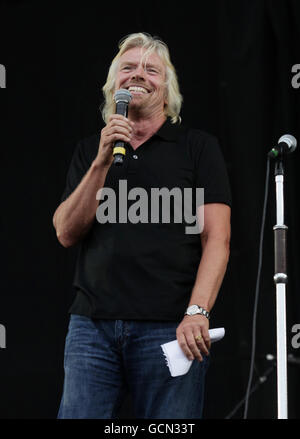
[53,32,231,419]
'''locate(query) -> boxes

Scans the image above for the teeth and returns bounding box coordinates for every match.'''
[128,86,148,94]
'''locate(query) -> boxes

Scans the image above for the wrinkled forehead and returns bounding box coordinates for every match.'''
[119,47,166,72]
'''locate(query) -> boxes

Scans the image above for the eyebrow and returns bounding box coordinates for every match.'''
[119,61,162,72]
[120,61,136,68]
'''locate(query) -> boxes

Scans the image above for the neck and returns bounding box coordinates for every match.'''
[128,110,166,143]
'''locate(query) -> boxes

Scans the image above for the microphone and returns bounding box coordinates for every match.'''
[268,134,297,158]
[113,89,132,165]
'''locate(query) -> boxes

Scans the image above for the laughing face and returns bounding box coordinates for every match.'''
[115,47,167,118]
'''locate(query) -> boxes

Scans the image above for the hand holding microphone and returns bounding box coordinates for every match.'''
[96,89,133,169]
[113,89,132,165]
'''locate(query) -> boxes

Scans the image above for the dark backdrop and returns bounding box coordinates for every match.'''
[1,0,300,419]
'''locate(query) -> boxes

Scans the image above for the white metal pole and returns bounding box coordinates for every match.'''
[274,172,288,419]
[275,283,288,418]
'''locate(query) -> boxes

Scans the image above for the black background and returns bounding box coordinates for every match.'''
[1,0,300,419]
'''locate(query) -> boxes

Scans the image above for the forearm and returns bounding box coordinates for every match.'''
[188,236,230,312]
[53,160,109,247]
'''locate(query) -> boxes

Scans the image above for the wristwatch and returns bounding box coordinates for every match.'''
[184,304,210,319]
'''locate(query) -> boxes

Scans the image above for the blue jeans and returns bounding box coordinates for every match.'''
[57,314,209,419]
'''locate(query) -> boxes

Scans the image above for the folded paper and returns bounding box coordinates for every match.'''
[161,327,225,377]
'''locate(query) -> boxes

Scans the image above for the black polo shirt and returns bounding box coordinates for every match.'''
[61,118,231,321]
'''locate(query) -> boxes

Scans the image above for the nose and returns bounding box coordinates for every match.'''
[131,63,146,81]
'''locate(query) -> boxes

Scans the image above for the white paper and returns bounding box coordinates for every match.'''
[161,327,225,377]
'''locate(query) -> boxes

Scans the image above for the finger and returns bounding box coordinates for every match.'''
[105,126,132,140]
[103,126,132,141]
[185,332,203,362]
[105,121,131,138]
[102,125,131,138]
[177,333,195,361]
[194,334,203,346]
[108,114,129,122]
[106,133,132,145]
[100,134,131,151]
[109,119,133,132]
[202,331,211,351]
[194,333,209,356]
[108,114,135,128]
[107,121,133,138]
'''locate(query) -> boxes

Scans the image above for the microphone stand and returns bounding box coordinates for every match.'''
[272,150,288,419]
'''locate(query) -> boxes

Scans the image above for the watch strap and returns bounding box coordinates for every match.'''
[184,305,210,319]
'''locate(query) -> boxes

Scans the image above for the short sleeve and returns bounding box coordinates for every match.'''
[60,139,94,202]
[191,132,232,207]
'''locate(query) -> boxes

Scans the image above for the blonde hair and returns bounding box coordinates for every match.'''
[101,32,183,124]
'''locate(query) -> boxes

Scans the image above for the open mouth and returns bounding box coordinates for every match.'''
[127,85,150,94]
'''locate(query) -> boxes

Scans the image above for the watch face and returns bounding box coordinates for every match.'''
[188,305,199,315]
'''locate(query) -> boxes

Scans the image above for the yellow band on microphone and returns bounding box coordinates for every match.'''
[113,146,126,156]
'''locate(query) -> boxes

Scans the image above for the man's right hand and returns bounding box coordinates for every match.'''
[95,114,134,168]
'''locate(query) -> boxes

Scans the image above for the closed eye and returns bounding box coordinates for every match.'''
[121,65,134,71]
[146,68,158,74]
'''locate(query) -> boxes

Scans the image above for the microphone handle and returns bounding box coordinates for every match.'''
[113,101,129,166]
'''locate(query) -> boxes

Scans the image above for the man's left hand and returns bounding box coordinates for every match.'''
[176,315,211,362]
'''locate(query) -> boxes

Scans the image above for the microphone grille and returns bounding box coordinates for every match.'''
[278,134,297,152]
[114,88,132,104]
